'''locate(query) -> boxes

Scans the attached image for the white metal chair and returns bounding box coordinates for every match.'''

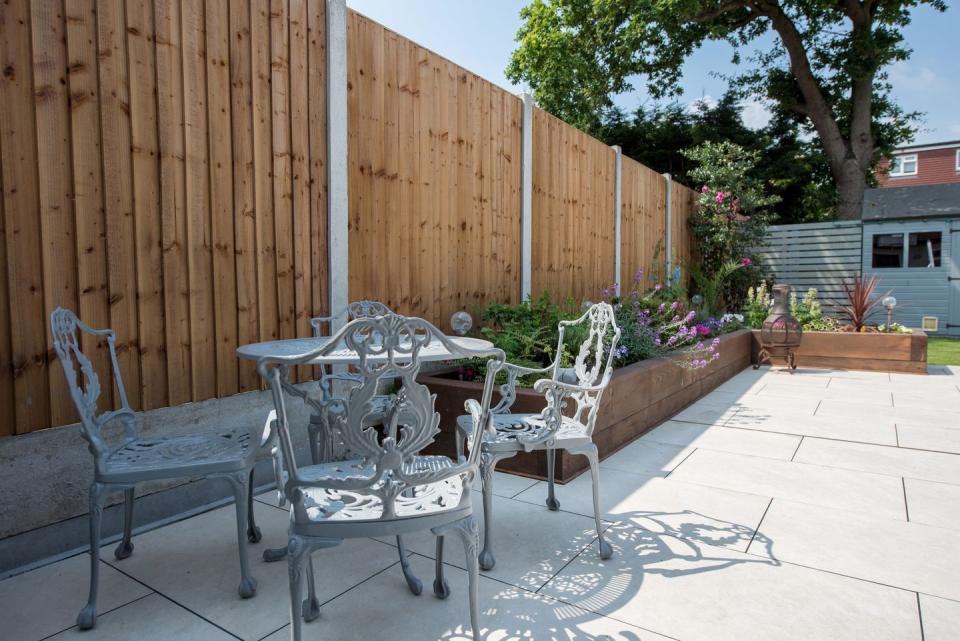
[455,302,621,570]
[50,308,262,630]
[258,313,504,640]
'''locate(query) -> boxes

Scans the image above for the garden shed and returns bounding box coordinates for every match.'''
[757,183,960,334]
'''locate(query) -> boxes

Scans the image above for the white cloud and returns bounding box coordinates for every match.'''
[687,94,717,114]
[741,99,773,130]
[889,61,940,92]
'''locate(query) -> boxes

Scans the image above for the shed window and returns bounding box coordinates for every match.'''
[956,149,960,172]
[872,233,903,268]
[908,231,942,267]
[889,154,918,177]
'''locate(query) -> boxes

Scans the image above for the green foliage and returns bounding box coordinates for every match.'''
[507,0,946,219]
[743,282,772,329]
[689,260,745,317]
[790,289,840,332]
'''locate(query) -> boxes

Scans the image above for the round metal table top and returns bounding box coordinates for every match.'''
[236,335,496,365]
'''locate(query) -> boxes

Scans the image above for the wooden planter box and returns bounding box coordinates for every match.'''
[750,329,927,374]
[419,329,753,483]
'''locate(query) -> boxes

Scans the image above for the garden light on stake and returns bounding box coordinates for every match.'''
[882,295,897,328]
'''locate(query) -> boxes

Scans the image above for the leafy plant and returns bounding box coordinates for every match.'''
[837,275,891,331]
[690,259,747,317]
[742,283,773,329]
[790,288,840,332]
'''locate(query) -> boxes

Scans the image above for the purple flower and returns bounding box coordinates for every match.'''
[684,311,697,323]
[667,335,678,347]
[654,283,662,291]
[711,337,721,347]
[654,337,661,347]
[670,301,678,310]
[659,302,666,312]
[695,341,705,351]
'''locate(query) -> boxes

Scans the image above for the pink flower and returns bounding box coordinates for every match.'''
[740,257,752,266]
[715,191,726,204]
[701,185,709,193]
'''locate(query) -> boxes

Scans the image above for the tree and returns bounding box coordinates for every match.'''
[599,93,835,224]
[507,0,945,220]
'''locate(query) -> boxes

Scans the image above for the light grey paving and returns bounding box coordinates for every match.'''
[793,438,960,485]
[101,501,398,641]
[514,469,771,552]
[904,478,960,530]
[897,423,960,453]
[599,439,694,476]
[670,400,739,426]
[725,407,898,445]
[642,420,801,460]
[47,593,235,641]
[817,399,960,427]
[752,499,960,601]
[470,470,541,498]
[540,521,921,641]
[0,553,152,641]
[261,554,673,641]
[706,390,821,415]
[919,594,960,641]
[667,449,908,519]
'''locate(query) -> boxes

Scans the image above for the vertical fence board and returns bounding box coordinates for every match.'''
[1,0,50,432]
[206,0,238,396]
[0,100,13,435]
[229,0,259,391]
[66,0,112,411]
[306,0,327,322]
[289,0,310,381]
[97,0,142,410]
[154,0,191,404]
[126,0,168,409]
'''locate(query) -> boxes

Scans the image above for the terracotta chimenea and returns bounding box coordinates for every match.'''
[754,284,803,372]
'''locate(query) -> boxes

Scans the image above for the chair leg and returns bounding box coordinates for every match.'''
[432,535,450,599]
[77,482,105,630]
[114,486,135,560]
[287,535,308,641]
[302,553,320,622]
[307,420,321,465]
[545,448,560,511]
[581,443,612,560]
[455,428,465,461]
[453,517,481,638]
[478,453,499,571]
[226,472,258,598]
[246,468,262,543]
[397,535,422,595]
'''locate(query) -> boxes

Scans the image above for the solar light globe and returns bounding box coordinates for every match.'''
[691,294,703,306]
[882,295,897,309]
[450,310,473,336]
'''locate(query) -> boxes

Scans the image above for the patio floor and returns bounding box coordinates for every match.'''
[4,364,960,641]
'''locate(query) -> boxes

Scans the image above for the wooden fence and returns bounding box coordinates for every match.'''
[0,1,696,436]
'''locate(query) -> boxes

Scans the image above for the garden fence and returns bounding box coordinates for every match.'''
[0,0,696,436]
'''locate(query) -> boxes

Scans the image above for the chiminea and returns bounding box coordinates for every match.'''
[754,284,803,372]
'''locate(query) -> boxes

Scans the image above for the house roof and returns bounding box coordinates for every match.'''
[862,183,960,221]
[893,140,960,154]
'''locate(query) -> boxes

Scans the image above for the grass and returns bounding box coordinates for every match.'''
[927,336,960,366]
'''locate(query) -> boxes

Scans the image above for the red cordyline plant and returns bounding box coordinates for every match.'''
[837,274,891,331]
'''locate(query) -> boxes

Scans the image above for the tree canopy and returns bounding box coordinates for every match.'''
[507,0,946,220]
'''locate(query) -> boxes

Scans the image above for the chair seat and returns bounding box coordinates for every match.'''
[457,413,590,448]
[102,427,253,480]
[298,455,465,523]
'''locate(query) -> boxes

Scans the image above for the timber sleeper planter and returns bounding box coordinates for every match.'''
[750,329,928,374]
[420,329,753,483]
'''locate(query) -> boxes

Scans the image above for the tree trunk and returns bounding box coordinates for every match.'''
[835,161,867,221]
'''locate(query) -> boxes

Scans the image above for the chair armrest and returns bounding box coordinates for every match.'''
[532,378,605,395]
[491,360,555,414]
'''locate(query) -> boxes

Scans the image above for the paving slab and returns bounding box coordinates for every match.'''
[670,400,739,426]
[599,439,694,476]
[667,449,907,519]
[724,407,898,445]
[752,499,960,601]
[101,501,398,641]
[0,553,152,641]
[513,470,771,552]
[540,521,921,641]
[904,478,960,530]
[46,593,235,641]
[896,423,960,453]
[919,594,960,641]
[793,438,960,485]
[817,399,960,426]
[642,420,801,460]
[261,554,673,641]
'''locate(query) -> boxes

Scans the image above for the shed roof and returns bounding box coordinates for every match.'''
[862,183,960,221]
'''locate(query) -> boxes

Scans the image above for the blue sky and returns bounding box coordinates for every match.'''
[347,0,958,145]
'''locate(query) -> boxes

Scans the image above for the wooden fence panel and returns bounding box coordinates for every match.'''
[0,0,328,435]
[621,156,666,288]
[346,11,523,326]
[531,107,616,303]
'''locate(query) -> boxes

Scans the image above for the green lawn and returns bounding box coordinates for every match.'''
[927,336,960,366]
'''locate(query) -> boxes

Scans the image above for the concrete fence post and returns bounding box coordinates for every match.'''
[520,93,534,301]
[612,145,622,295]
[327,0,349,330]
[663,172,673,282]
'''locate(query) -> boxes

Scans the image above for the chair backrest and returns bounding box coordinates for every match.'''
[50,308,136,460]
[258,313,504,522]
[310,300,393,337]
[551,302,621,431]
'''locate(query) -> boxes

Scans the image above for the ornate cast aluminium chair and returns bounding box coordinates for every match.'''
[258,314,504,640]
[50,308,261,630]
[455,302,621,570]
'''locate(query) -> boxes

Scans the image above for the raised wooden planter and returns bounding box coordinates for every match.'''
[750,329,927,374]
[419,329,753,483]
